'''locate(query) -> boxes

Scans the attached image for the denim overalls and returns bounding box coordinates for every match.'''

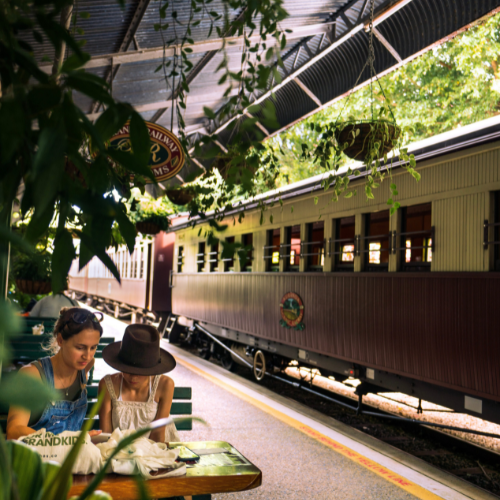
[31,357,88,435]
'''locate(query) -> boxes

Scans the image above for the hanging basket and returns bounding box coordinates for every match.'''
[16,279,52,295]
[135,221,162,235]
[213,156,258,182]
[165,189,195,206]
[335,120,400,162]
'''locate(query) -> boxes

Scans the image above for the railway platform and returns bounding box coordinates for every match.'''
[91,311,496,500]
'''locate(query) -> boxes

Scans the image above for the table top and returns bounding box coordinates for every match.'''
[69,441,262,499]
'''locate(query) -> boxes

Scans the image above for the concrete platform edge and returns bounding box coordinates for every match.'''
[165,343,498,500]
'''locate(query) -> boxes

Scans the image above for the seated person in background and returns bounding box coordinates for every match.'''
[7,308,103,440]
[29,293,79,317]
[98,324,180,444]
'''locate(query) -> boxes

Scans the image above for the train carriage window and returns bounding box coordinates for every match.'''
[284,225,301,272]
[333,216,355,271]
[305,221,325,272]
[177,246,184,273]
[495,192,500,271]
[240,233,253,272]
[140,246,146,278]
[363,211,390,271]
[400,203,432,272]
[223,237,235,272]
[209,242,219,272]
[197,242,206,272]
[265,229,281,272]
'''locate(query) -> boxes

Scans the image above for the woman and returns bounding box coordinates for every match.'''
[7,307,103,440]
[98,324,180,444]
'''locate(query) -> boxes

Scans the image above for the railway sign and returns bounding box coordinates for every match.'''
[280,292,305,330]
[109,121,185,182]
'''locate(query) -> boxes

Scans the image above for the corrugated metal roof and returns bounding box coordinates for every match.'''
[23,0,500,184]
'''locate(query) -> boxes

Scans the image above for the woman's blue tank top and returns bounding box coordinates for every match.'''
[31,357,88,435]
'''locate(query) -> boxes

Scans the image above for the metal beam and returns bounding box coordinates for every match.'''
[86,90,239,121]
[372,26,402,62]
[293,77,322,107]
[244,110,269,136]
[91,0,152,113]
[39,23,333,74]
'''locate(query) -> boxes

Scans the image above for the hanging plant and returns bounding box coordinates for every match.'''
[301,0,419,214]
[165,187,196,206]
[212,147,258,183]
[12,252,52,295]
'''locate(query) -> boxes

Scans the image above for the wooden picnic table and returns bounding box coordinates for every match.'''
[69,441,262,499]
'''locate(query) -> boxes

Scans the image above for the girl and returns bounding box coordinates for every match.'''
[7,307,103,440]
[98,324,180,443]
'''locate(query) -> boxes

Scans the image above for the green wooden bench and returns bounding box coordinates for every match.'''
[85,385,193,431]
[20,317,57,335]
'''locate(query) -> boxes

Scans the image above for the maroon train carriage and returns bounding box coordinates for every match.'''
[168,120,500,427]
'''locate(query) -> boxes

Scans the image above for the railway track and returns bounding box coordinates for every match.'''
[182,344,500,498]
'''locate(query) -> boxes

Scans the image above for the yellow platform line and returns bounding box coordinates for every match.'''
[177,356,444,500]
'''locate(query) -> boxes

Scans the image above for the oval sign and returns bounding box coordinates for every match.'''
[109,121,185,183]
[279,292,304,328]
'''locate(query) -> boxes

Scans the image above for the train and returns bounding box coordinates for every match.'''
[70,115,500,427]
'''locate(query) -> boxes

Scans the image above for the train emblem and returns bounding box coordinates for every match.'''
[280,292,305,330]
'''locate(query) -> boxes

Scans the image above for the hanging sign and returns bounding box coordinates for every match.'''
[109,121,185,182]
[279,292,305,330]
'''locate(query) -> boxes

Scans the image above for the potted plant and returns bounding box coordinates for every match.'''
[165,187,196,206]
[13,252,52,295]
[130,196,175,235]
[212,146,258,183]
[301,0,419,213]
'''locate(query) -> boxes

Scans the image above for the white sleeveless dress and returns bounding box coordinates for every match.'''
[103,374,180,442]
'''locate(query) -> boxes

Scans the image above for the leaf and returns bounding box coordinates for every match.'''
[41,462,70,500]
[79,11,91,18]
[107,149,155,183]
[65,73,113,106]
[7,440,44,500]
[31,126,66,215]
[130,112,151,166]
[0,373,58,413]
[61,52,91,72]
[115,209,137,254]
[203,106,216,119]
[314,196,319,205]
[51,229,76,293]
[94,104,132,143]
[77,232,121,283]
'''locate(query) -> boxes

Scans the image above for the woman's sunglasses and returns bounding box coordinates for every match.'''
[62,310,104,330]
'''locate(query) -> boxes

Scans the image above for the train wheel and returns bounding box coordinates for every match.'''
[253,350,266,382]
[198,340,212,360]
[220,350,235,371]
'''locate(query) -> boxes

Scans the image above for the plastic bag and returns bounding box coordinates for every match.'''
[97,428,186,479]
[19,428,102,474]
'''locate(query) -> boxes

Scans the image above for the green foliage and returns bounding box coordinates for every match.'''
[0,0,155,292]
[11,252,52,282]
[129,194,177,232]
[265,11,500,199]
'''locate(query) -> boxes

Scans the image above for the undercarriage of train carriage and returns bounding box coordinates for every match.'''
[167,317,500,433]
